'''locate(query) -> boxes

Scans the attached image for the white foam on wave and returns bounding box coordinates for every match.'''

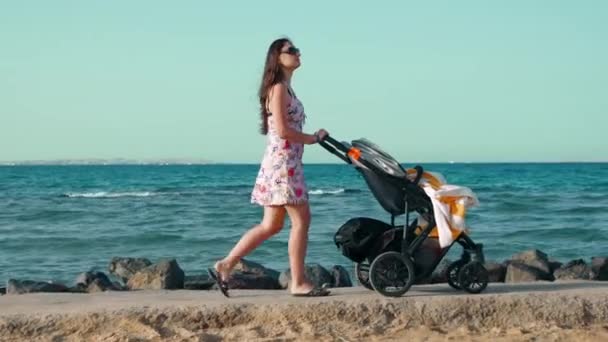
[308,188,346,195]
[65,191,156,198]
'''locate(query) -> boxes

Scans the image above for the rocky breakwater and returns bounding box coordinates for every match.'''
[1,249,607,296]
[2,257,354,296]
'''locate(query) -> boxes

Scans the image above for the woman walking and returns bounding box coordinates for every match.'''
[209,38,330,297]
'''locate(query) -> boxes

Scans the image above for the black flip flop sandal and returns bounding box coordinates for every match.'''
[292,285,331,297]
[208,268,230,298]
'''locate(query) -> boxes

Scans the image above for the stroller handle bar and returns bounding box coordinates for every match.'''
[318,135,352,164]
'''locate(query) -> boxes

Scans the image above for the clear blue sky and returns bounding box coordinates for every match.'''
[2,1,607,163]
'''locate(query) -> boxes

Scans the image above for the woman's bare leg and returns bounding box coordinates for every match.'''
[285,202,315,294]
[215,205,286,280]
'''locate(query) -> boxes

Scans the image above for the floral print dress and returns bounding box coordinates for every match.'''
[251,86,308,206]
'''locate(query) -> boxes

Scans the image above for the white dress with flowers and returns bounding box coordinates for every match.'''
[250,87,308,206]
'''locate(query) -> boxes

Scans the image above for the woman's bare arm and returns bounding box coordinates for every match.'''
[268,83,318,145]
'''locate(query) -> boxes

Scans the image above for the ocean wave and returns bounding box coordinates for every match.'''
[308,188,360,195]
[63,191,160,198]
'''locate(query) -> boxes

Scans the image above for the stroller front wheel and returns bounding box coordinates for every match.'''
[369,251,416,297]
[355,261,374,290]
[446,260,468,290]
[458,261,489,294]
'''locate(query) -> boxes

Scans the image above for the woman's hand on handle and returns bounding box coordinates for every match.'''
[313,129,329,144]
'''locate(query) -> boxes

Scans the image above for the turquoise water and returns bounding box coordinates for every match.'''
[1,163,607,284]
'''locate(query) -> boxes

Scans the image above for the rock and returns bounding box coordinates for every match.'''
[554,259,593,280]
[109,257,152,283]
[74,271,119,292]
[203,259,282,290]
[127,259,185,290]
[330,265,353,287]
[505,262,553,283]
[202,259,283,290]
[112,281,127,291]
[485,261,507,283]
[226,272,281,290]
[75,272,113,287]
[506,249,553,282]
[0,287,6,295]
[87,279,108,293]
[279,264,333,289]
[549,259,563,274]
[591,257,608,281]
[233,259,280,281]
[67,285,87,293]
[510,249,552,275]
[6,279,69,295]
[422,259,505,284]
[184,275,216,290]
[74,272,92,287]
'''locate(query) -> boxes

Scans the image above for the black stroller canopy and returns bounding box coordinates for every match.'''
[350,139,407,179]
[319,135,428,215]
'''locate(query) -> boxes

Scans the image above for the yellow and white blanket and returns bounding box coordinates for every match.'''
[406,169,479,248]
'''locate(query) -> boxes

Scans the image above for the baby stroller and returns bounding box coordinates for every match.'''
[319,135,488,297]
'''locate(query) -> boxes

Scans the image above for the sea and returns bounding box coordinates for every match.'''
[1,163,607,285]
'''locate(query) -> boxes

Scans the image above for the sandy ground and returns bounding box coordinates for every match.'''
[1,281,608,341]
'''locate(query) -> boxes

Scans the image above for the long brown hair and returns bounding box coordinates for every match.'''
[258,38,291,135]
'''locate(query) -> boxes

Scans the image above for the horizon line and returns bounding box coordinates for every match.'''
[1,160,607,166]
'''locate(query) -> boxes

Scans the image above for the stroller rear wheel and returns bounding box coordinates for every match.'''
[457,261,489,294]
[355,261,374,290]
[369,251,415,297]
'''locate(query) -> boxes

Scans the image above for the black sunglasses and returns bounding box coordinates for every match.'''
[282,46,300,55]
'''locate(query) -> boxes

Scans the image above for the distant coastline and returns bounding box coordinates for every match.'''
[1,160,606,166]
[0,158,213,166]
